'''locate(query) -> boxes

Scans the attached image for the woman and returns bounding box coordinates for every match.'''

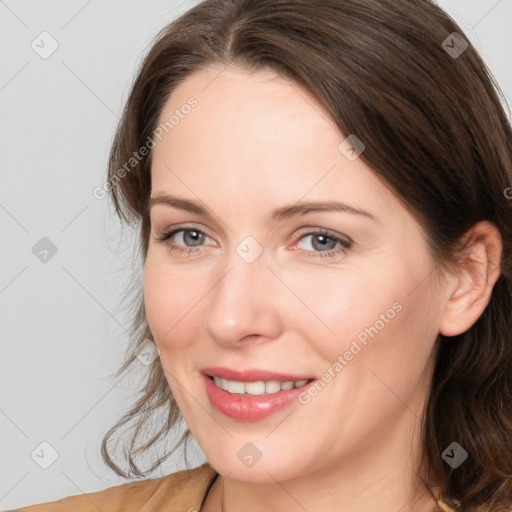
[12,0,512,511]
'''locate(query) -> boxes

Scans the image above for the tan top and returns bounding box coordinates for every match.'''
[8,463,218,512]
[8,462,456,512]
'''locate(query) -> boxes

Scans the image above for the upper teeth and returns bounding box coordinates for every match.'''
[213,377,309,395]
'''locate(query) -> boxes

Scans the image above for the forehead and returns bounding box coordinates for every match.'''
[149,65,401,222]
[155,64,341,156]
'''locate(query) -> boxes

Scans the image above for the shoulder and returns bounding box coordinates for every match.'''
[8,463,218,512]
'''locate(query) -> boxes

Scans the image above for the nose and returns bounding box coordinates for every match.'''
[202,248,283,348]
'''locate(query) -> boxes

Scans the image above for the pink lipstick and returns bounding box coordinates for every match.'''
[201,367,316,421]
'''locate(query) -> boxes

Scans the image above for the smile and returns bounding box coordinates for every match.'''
[212,376,310,395]
[201,367,317,421]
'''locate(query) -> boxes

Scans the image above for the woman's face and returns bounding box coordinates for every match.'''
[144,65,447,482]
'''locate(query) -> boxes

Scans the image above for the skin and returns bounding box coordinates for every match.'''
[143,64,502,512]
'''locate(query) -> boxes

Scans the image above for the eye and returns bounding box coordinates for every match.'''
[155,226,213,256]
[293,229,352,259]
[155,226,352,260]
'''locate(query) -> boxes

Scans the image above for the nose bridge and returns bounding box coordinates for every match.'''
[202,239,281,345]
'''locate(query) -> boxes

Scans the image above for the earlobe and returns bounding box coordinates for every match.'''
[438,221,502,338]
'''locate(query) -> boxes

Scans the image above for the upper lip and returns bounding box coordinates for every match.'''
[201,366,315,382]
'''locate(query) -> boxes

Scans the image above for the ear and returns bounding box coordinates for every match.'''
[439,220,502,337]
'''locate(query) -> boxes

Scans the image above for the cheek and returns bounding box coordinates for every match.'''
[143,258,196,350]
[333,266,439,407]
[303,274,437,449]
[298,267,405,356]
[309,256,437,381]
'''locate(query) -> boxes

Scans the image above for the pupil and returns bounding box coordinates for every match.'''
[314,234,333,251]
[187,230,202,246]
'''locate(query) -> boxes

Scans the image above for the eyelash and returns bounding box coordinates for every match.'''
[155,226,352,260]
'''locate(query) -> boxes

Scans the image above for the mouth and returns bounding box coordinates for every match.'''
[207,375,314,395]
[201,366,317,421]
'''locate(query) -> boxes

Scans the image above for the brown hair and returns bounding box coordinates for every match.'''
[101,0,512,510]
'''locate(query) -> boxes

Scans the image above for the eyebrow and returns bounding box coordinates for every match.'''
[148,194,380,224]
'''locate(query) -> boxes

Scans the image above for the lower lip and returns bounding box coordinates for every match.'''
[202,373,316,421]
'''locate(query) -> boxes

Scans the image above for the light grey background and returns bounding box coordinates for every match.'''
[1,0,511,509]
